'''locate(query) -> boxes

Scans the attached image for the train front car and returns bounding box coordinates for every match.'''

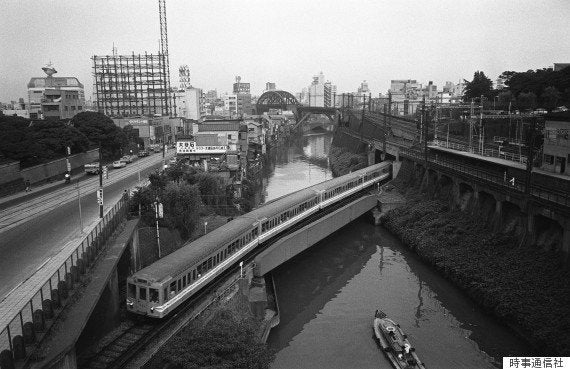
[126,217,257,318]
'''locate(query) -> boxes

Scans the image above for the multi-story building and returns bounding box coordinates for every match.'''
[175,87,205,120]
[27,64,85,119]
[233,76,250,94]
[265,82,276,91]
[92,53,170,117]
[237,93,253,116]
[205,89,218,102]
[224,94,238,116]
[542,112,570,176]
[308,72,335,107]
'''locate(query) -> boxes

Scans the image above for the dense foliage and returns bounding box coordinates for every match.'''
[155,307,274,369]
[463,71,494,101]
[130,164,236,240]
[381,190,570,355]
[72,111,127,160]
[463,66,570,111]
[328,146,367,177]
[0,114,89,167]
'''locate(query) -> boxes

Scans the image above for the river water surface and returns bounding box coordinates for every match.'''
[259,133,531,369]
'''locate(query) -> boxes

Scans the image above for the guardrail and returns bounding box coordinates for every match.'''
[0,193,129,363]
[401,148,570,209]
[431,139,527,165]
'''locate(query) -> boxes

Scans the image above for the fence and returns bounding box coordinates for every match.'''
[431,139,527,165]
[401,148,570,209]
[0,193,129,366]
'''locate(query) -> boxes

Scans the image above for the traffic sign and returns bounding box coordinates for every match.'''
[97,188,104,205]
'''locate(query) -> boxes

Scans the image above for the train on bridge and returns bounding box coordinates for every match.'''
[126,162,392,318]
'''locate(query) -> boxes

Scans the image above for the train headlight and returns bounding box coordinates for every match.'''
[150,307,154,312]
[126,299,134,307]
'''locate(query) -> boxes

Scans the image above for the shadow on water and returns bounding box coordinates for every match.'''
[268,217,377,350]
[269,218,533,369]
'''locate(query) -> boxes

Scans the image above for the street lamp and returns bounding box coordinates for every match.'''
[204,221,208,235]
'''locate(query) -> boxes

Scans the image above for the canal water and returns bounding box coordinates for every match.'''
[260,132,531,369]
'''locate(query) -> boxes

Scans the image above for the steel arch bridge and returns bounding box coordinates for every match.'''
[256,90,340,128]
[256,90,301,114]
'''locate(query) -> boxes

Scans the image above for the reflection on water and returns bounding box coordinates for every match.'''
[264,192,531,368]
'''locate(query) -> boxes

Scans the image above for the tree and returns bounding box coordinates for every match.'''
[517,92,537,111]
[463,71,493,102]
[72,111,127,160]
[30,120,89,159]
[162,182,201,239]
[497,90,515,110]
[540,86,561,111]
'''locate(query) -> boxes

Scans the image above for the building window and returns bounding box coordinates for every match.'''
[78,106,82,110]
[65,106,69,111]
[544,154,554,165]
[71,106,76,110]
[228,134,232,139]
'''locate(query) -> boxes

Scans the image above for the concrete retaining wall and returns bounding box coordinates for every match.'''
[0,161,20,184]
[19,149,99,184]
[254,195,377,276]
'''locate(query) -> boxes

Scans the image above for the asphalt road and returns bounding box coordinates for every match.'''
[0,152,172,299]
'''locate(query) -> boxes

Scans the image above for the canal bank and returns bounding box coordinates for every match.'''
[380,168,570,355]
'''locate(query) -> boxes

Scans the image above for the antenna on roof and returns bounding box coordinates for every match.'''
[112,43,117,56]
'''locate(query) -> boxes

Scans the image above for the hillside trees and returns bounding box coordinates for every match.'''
[463,71,494,101]
[72,111,127,160]
[0,114,89,167]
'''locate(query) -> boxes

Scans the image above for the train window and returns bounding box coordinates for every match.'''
[149,288,159,303]
[177,279,182,291]
[193,270,197,281]
[207,258,213,270]
[128,283,136,298]
[187,273,192,284]
[164,287,168,302]
[183,275,187,287]
[170,281,177,294]
[139,287,147,301]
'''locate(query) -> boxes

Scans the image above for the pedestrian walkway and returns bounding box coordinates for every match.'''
[0,173,87,208]
[27,220,139,369]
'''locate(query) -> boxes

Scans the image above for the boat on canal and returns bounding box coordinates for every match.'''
[373,309,425,369]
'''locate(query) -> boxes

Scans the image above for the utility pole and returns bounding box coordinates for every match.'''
[525,117,537,195]
[383,103,387,160]
[98,143,103,218]
[422,96,428,164]
[155,197,162,258]
[469,99,474,153]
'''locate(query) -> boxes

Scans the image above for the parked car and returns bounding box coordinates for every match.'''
[113,160,127,168]
[138,150,150,157]
[121,155,133,164]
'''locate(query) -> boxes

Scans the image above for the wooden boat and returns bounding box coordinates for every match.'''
[373,310,425,369]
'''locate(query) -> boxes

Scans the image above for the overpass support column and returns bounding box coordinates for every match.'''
[562,222,570,258]
[494,200,503,232]
[107,268,120,322]
[450,179,460,210]
[526,210,536,246]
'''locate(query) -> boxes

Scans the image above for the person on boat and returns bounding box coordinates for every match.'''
[404,343,411,355]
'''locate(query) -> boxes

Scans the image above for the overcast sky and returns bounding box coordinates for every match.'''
[1,0,569,102]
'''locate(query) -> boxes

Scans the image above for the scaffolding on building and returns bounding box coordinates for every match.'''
[92,52,171,117]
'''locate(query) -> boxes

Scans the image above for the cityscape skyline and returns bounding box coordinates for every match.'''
[1,0,569,103]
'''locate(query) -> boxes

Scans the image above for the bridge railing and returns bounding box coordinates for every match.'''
[431,139,528,165]
[401,148,528,193]
[0,193,129,362]
[402,148,570,209]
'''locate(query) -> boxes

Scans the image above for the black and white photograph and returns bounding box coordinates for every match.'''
[0,1,569,368]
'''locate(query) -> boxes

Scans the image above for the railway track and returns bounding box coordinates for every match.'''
[78,179,388,368]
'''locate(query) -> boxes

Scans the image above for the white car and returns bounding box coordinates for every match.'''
[113,160,127,168]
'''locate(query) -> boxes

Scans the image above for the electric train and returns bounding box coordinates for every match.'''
[126,161,392,318]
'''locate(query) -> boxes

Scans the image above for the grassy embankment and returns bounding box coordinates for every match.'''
[381,178,570,355]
